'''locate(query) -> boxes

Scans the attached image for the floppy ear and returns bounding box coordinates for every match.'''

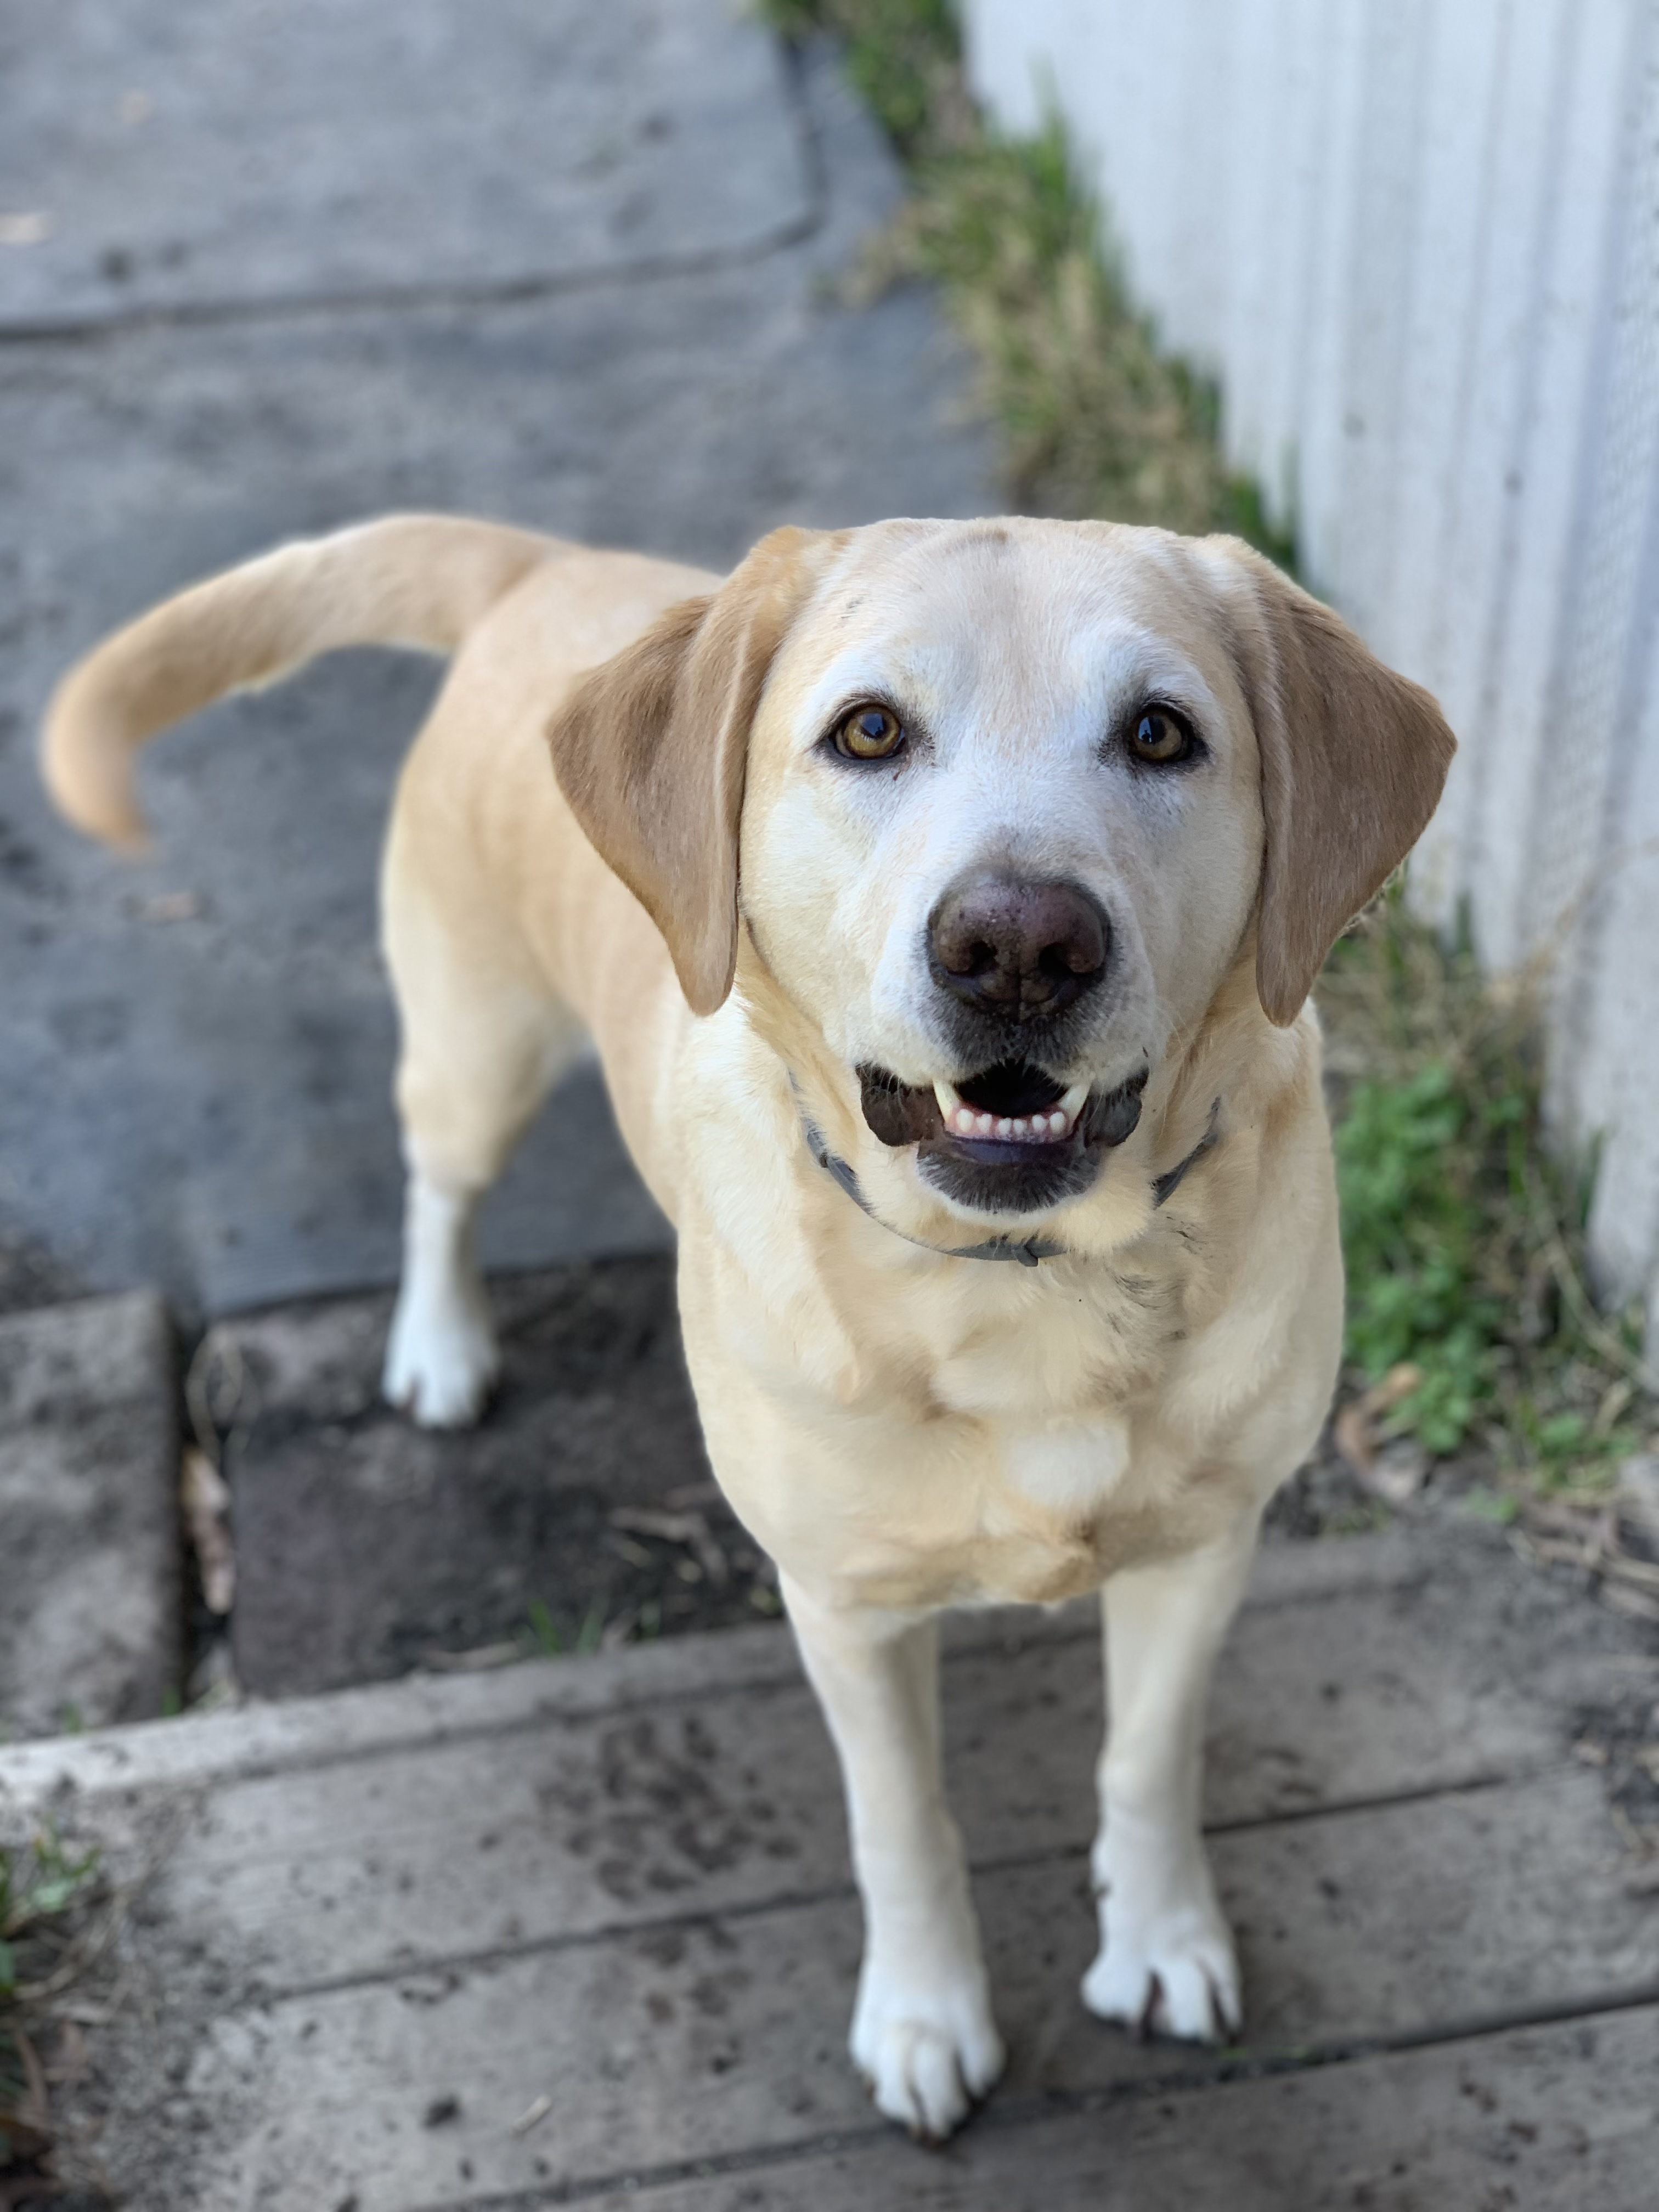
[546,527,821,1016]
[1210,540,1457,1026]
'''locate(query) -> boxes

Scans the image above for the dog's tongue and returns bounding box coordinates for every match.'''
[857,1066,943,1147]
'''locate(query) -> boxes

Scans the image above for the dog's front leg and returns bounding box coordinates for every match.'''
[782,1575,1005,2139]
[1082,1519,1257,2042]
[382,1170,500,1428]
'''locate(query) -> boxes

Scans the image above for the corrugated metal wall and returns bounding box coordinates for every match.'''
[964,0,1659,1342]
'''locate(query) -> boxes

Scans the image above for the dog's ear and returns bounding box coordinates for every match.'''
[546,527,822,1015]
[1209,540,1456,1026]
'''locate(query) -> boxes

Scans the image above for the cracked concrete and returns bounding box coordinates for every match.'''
[0,0,996,1319]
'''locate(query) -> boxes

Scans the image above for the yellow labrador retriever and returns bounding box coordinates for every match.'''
[43,515,1453,2139]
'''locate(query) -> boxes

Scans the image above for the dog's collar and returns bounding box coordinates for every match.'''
[799,1099,1223,1267]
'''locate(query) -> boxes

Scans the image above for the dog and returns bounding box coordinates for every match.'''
[43,513,1453,2139]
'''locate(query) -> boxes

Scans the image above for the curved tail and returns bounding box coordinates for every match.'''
[41,514,554,848]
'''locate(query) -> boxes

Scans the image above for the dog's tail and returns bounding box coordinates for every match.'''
[41,514,553,849]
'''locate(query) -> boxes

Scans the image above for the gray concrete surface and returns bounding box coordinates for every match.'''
[0,1291,179,1735]
[1,1527,1655,2207]
[0,1,996,1319]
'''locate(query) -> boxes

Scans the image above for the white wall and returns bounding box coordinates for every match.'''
[966,0,1659,1343]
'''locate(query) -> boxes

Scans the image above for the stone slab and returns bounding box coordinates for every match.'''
[78,1569,1601,1996]
[0,1290,180,1735]
[0,0,810,330]
[2,1523,1654,2205]
[638,2007,1659,2212]
[151,1770,1659,2206]
[0,32,996,1318]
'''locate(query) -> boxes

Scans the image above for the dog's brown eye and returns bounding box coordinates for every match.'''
[1128,707,1192,764]
[835,704,905,761]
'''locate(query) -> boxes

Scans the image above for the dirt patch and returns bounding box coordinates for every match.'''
[211,1256,779,1699]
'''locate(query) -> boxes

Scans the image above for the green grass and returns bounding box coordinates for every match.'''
[524,1596,607,1658]
[766,0,1656,1493]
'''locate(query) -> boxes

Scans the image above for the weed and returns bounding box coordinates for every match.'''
[523,1597,607,1659]
[0,1828,100,2001]
[1321,891,1654,1489]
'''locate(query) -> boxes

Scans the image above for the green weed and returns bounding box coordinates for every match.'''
[0,1828,100,2001]
[524,1597,607,1658]
[1321,893,1654,1488]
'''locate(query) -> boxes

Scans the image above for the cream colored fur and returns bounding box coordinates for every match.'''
[43,512,1452,2141]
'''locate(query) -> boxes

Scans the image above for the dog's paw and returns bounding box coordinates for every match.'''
[1082,1826,1241,2043]
[850,1966,1005,2141]
[382,1291,500,1428]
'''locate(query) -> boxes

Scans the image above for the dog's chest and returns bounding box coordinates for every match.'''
[913,1255,1177,1426]
[828,1259,1204,1605]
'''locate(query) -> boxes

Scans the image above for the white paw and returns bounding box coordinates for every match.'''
[850,1959,1006,2140]
[1082,1822,1242,2044]
[382,1289,500,1429]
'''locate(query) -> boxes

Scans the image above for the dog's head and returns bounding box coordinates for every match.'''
[547,519,1453,1227]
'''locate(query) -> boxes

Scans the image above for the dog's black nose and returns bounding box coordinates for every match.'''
[928,875,1110,1022]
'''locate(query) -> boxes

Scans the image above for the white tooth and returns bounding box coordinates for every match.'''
[1049,1111,1067,1135]
[976,1113,993,1136]
[956,1108,977,1135]
[1059,1081,1090,1120]
[934,1079,963,1121]
[997,1118,1013,1137]
[1014,1117,1031,1137]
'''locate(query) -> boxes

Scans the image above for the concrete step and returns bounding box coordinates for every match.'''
[0,1289,180,1737]
[2,1524,1654,2208]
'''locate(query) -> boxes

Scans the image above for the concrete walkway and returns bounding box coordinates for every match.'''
[2,1523,1656,2207]
[0,0,994,1320]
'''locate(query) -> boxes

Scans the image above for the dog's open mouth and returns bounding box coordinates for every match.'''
[857,1058,1146,1215]
[932,1063,1085,1145]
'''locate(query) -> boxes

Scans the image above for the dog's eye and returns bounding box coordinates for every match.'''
[1127,706,1193,765]
[834,704,905,761]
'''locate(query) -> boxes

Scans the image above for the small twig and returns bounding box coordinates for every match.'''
[12,2023,48,2133]
[608,1507,730,1588]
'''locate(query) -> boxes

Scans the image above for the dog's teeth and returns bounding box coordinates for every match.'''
[945,1091,1084,1143]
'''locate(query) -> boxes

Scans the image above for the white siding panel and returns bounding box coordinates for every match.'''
[969,0,1659,1320]
[1470,0,1632,975]
[1383,0,1510,740]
